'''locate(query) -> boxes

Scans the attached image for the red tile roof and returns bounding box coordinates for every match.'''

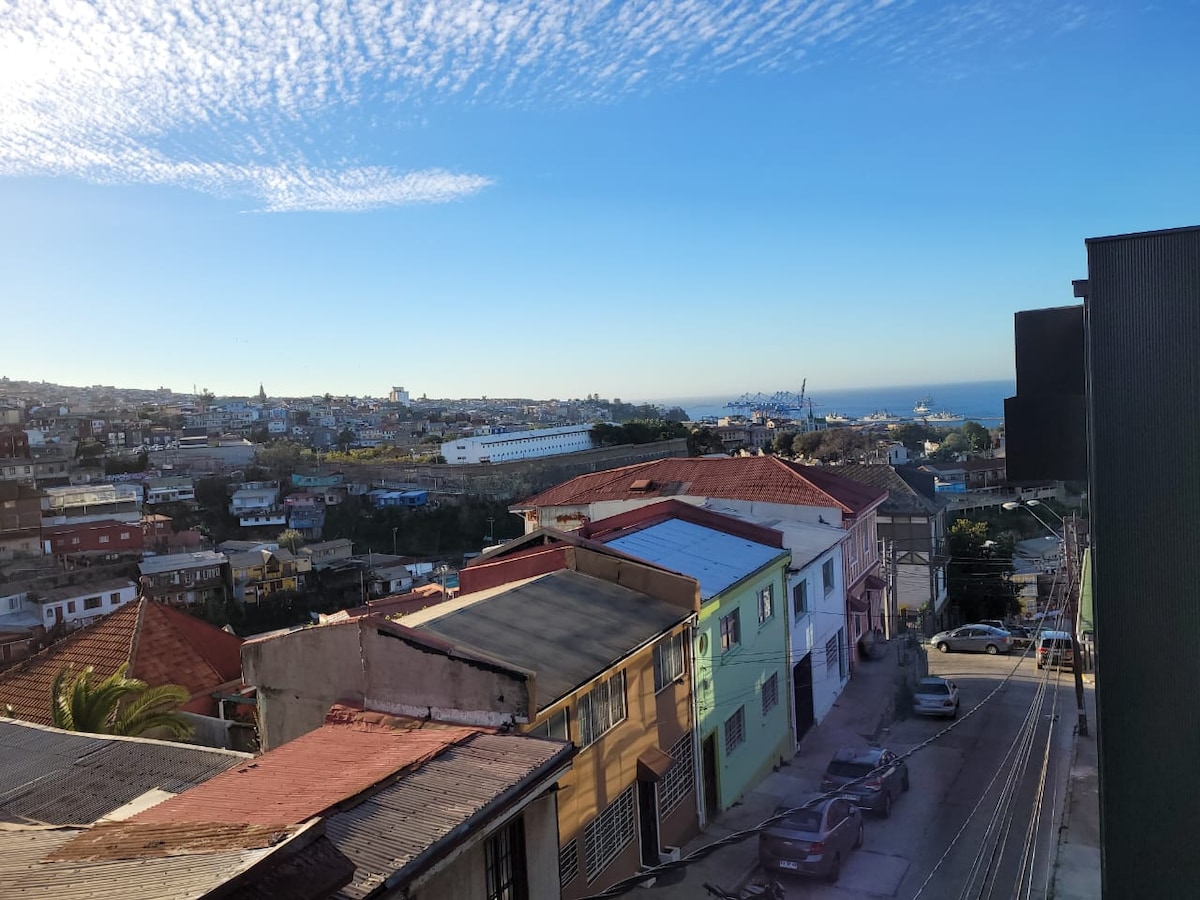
[515,456,886,518]
[134,713,480,828]
[0,599,244,725]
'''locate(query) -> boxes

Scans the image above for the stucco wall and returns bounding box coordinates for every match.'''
[242,620,533,751]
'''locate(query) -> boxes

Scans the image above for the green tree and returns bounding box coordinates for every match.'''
[929,432,969,461]
[946,518,1018,622]
[49,664,192,739]
[336,428,356,452]
[277,528,305,553]
[959,421,991,453]
[688,427,727,456]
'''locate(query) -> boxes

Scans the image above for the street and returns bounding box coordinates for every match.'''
[750,650,1076,900]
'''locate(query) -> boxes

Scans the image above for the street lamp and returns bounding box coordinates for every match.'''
[1002,500,1059,535]
[391,526,398,557]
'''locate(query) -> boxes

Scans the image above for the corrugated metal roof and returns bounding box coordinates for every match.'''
[704,505,847,569]
[0,825,294,899]
[603,518,786,601]
[415,568,689,709]
[326,732,572,899]
[134,722,478,827]
[137,551,227,575]
[0,719,248,826]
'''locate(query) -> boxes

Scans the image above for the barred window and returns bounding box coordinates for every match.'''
[660,733,695,817]
[826,633,840,672]
[762,672,779,715]
[559,840,579,888]
[485,818,527,900]
[757,584,775,624]
[577,671,626,748]
[584,786,636,881]
[654,631,686,692]
[724,706,745,755]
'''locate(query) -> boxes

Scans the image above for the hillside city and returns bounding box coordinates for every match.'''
[0,361,1097,900]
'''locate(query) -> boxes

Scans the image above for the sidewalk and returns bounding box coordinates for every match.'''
[628,643,909,900]
[1048,676,1100,900]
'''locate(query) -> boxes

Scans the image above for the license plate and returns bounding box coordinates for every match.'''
[778,860,799,870]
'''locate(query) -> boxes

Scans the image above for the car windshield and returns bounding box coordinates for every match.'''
[917,681,949,694]
[826,760,874,778]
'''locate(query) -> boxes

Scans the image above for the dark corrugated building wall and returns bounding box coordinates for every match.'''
[1084,225,1200,897]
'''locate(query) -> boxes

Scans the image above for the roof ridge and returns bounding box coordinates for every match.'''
[766,456,847,511]
[126,597,147,670]
[143,603,241,686]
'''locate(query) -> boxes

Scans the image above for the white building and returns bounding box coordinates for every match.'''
[145,476,195,505]
[441,424,594,465]
[20,578,140,630]
[388,386,411,406]
[229,482,286,528]
[41,484,142,526]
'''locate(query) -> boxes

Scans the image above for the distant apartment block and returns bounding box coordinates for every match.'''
[42,519,143,557]
[145,476,195,505]
[388,386,411,405]
[229,481,286,528]
[41,483,142,526]
[441,424,594,465]
[138,551,230,608]
[0,480,44,561]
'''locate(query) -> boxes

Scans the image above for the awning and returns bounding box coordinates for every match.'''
[865,574,887,592]
[637,746,675,782]
[847,586,870,613]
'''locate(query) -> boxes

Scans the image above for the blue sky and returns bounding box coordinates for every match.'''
[2,1,1197,403]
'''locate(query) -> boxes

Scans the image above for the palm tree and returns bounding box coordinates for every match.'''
[50,664,192,740]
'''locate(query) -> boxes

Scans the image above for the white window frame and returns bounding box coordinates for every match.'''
[757,583,775,624]
[654,631,687,692]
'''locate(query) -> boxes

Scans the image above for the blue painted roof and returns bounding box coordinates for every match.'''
[605,518,785,601]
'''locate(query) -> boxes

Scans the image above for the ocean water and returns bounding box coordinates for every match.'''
[656,380,1015,424]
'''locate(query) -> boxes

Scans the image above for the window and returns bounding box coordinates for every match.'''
[98,535,110,544]
[660,733,695,816]
[822,559,835,594]
[70,537,80,546]
[485,818,528,900]
[120,532,130,540]
[838,627,848,679]
[110,593,121,606]
[654,631,687,692]
[83,596,102,611]
[757,584,774,624]
[7,597,18,612]
[559,840,580,888]
[792,580,808,617]
[67,601,76,614]
[762,672,779,715]
[826,633,840,673]
[577,671,626,748]
[724,706,745,755]
[583,786,636,881]
[719,609,741,652]
[529,707,570,742]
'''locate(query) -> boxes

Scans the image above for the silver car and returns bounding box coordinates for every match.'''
[758,795,863,882]
[930,624,1012,655]
[913,676,960,718]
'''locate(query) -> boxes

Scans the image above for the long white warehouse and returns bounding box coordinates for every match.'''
[440,424,594,465]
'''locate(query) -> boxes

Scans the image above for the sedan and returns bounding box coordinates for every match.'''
[759,795,863,882]
[821,746,909,817]
[930,625,1013,655]
[912,676,960,718]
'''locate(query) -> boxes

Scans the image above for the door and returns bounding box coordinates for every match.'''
[793,654,815,743]
[701,732,720,820]
[637,780,660,867]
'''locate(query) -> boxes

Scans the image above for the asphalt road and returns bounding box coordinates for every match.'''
[755,649,1075,900]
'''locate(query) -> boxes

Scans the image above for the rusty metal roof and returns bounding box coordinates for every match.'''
[133,720,480,827]
[325,731,573,899]
[0,823,302,899]
[0,719,249,826]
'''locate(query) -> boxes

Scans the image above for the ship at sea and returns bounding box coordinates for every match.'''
[825,411,851,425]
[913,395,933,416]
[859,410,902,424]
[926,410,965,423]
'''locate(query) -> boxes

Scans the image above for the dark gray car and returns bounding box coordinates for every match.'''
[758,795,863,882]
[930,624,1013,655]
[820,746,909,817]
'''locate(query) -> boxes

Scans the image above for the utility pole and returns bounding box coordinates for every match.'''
[1064,513,1089,736]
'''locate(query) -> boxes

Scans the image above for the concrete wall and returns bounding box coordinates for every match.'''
[242,619,534,751]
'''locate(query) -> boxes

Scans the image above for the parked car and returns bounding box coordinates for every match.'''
[912,676,960,718]
[929,625,1013,655]
[1006,625,1035,651]
[1037,630,1075,670]
[820,746,909,817]
[758,794,863,882]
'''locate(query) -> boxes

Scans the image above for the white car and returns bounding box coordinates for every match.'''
[912,676,960,718]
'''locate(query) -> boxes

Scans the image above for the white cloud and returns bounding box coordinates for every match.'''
[0,0,1089,211]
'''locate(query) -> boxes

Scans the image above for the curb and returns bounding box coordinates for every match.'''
[1049,696,1085,894]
